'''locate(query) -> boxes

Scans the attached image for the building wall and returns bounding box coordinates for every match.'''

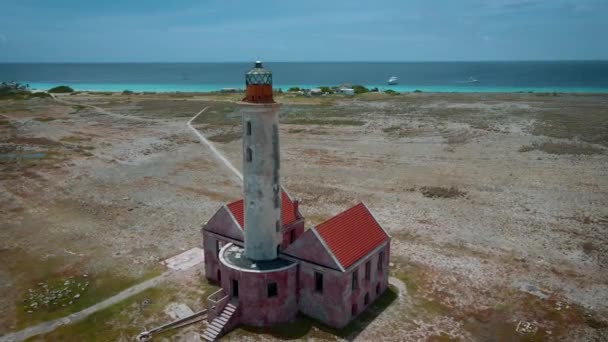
[279,218,305,250]
[201,206,244,284]
[219,261,299,326]
[297,242,390,329]
[345,243,390,323]
[297,263,351,328]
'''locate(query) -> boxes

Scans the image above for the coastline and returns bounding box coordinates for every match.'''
[27,82,608,94]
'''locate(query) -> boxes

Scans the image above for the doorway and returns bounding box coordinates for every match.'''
[232,279,239,298]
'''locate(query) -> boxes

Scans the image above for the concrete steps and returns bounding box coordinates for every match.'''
[201,303,238,341]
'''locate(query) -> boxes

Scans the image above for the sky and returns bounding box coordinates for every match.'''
[0,0,606,62]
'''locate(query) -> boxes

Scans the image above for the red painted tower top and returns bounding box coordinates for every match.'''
[244,61,274,104]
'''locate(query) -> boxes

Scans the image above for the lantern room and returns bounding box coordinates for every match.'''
[244,61,274,103]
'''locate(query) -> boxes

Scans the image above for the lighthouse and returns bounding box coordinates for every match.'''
[200,62,391,338]
[241,61,282,261]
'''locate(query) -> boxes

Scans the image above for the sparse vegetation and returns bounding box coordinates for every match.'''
[70,105,87,114]
[208,130,242,143]
[16,268,162,329]
[283,118,365,126]
[122,90,134,95]
[382,125,401,133]
[420,186,466,199]
[318,86,332,94]
[0,82,51,100]
[413,89,423,93]
[33,117,56,122]
[518,141,603,155]
[288,87,300,92]
[384,89,399,95]
[352,85,369,94]
[48,85,74,94]
[287,128,305,133]
[530,109,608,147]
[518,144,535,152]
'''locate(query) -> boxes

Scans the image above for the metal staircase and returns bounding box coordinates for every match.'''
[201,301,238,341]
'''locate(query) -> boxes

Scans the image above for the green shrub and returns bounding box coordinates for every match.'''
[122,90,134,95]
[384,89,399,95]
[318,86,332,94]
[288,87,300,92]
[413,89,423,93]
[29,92,52,99]
[48,85,74,93]
[352,85,369,94]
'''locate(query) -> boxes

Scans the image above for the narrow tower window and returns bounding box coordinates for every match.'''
[246,147,252,162]
[246,121,251,136]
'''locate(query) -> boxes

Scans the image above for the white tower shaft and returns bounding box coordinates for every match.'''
[242,103,281,261]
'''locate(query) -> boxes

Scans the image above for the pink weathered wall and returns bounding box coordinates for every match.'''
[283,229,341,270]
[219,262,299,326]
[345,243,390,323]
[298,264,351,328]
[297,242,390,329]
[201,206,244,283]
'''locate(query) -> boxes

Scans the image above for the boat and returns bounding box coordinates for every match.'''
[457,76,479,84]
[388,76,398,85]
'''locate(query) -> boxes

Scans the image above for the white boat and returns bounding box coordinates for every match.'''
[457,76,479,84]
[388,76,398,85]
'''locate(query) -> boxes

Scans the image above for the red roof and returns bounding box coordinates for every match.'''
[226,191,298,229]
[315,203,388,269]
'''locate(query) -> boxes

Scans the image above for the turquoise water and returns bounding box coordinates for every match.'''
[26,82,608,94]
[3,61,608,93]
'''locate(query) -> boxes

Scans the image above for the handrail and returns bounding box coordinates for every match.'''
[136,308,208,341]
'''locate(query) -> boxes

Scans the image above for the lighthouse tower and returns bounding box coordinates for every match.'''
[242,61,281,261]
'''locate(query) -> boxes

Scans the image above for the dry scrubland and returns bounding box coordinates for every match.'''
[1,91,607,341]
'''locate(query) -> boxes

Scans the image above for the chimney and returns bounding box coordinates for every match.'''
[293,200,300,218]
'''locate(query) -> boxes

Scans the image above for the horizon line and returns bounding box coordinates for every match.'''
[1,59,607,64]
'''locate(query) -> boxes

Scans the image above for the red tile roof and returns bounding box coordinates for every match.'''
[315,203,388,270]
[226,191,298,229]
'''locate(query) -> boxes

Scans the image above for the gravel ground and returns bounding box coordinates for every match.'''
[1,92,607,340]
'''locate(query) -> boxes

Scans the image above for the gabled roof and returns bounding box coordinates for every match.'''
[283,228,342,271]
[226,191,298,229]
[315,203,389,270]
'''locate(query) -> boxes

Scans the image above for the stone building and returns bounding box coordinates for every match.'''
[201,62,391,341]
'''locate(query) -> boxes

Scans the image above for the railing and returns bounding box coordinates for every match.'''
[207,288,229,322]
[136,308,208,341]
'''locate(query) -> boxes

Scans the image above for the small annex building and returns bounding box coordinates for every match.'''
[202,189,391,330]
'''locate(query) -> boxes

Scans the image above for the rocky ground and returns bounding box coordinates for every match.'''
[1,91,607,340]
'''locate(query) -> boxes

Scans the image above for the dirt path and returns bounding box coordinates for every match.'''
[0,272,173,342]
[187,108,243,182]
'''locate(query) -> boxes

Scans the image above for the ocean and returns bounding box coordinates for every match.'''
[1,61,607,93]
